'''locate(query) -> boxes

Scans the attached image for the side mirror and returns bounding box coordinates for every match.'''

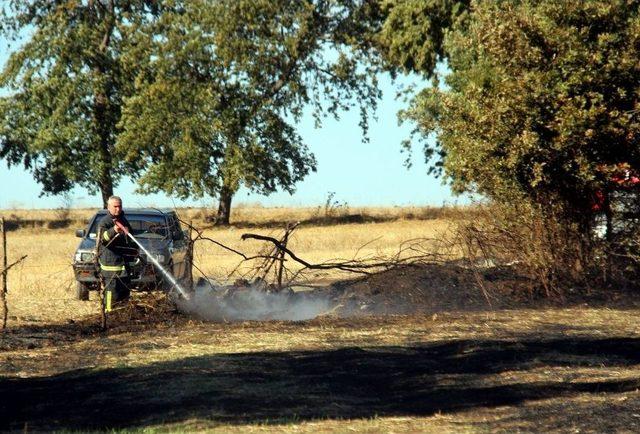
[75,229,86,238]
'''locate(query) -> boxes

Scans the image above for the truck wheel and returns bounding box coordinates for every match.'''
[76,282,90,301]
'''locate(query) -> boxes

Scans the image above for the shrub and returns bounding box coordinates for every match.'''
[455,201,595,298]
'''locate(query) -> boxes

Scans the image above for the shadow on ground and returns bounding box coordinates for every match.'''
[2,337,640,431]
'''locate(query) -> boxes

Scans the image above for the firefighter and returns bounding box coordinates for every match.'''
[97,195,137,309]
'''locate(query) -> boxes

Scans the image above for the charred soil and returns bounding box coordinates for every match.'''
[1,263,640,432]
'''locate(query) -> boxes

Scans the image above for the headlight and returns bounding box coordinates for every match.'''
[74,252,95,262]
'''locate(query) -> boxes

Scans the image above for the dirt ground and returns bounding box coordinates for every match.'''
[2,261,640,433]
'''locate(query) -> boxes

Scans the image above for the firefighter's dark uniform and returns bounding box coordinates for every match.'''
[97,212,137,304]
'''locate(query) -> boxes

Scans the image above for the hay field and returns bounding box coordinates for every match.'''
[2,206,640,433]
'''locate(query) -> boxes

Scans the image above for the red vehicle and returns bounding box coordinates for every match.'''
[591,163,640,239]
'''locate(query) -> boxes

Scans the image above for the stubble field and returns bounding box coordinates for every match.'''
[1,206,640,433]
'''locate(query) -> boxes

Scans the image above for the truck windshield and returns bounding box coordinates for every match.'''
[88,214,168,239]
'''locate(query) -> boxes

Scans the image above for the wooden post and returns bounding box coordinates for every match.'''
[96,227,107,330]
[276,225,290,289]
[276,223,298,289]
[1,217,8,330]
[257,245,278,281]
[187,220,194,289]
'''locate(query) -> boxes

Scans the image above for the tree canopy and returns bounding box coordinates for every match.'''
[117,0,381,223]
[0,0,160,207]
[374,0,470,77]
[398,0,640,221]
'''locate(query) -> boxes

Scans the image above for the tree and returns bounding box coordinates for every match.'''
[398,0,640,227]
[117,0,380,224]
[373,0,470,77]
[0,1,159,207]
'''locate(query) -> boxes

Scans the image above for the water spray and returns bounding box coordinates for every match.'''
[113,220,190,299]
[126,232,190,299]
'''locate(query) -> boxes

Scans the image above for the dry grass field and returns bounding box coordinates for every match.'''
[2,206,456,322]
[1,206,640,433]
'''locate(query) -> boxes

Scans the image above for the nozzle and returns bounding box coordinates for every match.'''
[114,220,129,235]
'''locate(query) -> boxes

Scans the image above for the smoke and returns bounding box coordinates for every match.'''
[176,282,333,321]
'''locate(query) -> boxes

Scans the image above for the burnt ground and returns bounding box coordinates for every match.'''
[1,263,640,432]
[2,338,640,431]
[325,262,640,314]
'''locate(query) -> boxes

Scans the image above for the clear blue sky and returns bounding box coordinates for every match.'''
[0,35,461,210]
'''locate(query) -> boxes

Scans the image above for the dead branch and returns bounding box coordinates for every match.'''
[178,216,455,291]
[240,232,438,274]
[0,255,27,275]
[179,219,282,262]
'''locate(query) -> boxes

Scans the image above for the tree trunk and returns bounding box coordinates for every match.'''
[91,0,116,210]
[95,85,114,209]
[216,186,234,226]
[100,176,114,209]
